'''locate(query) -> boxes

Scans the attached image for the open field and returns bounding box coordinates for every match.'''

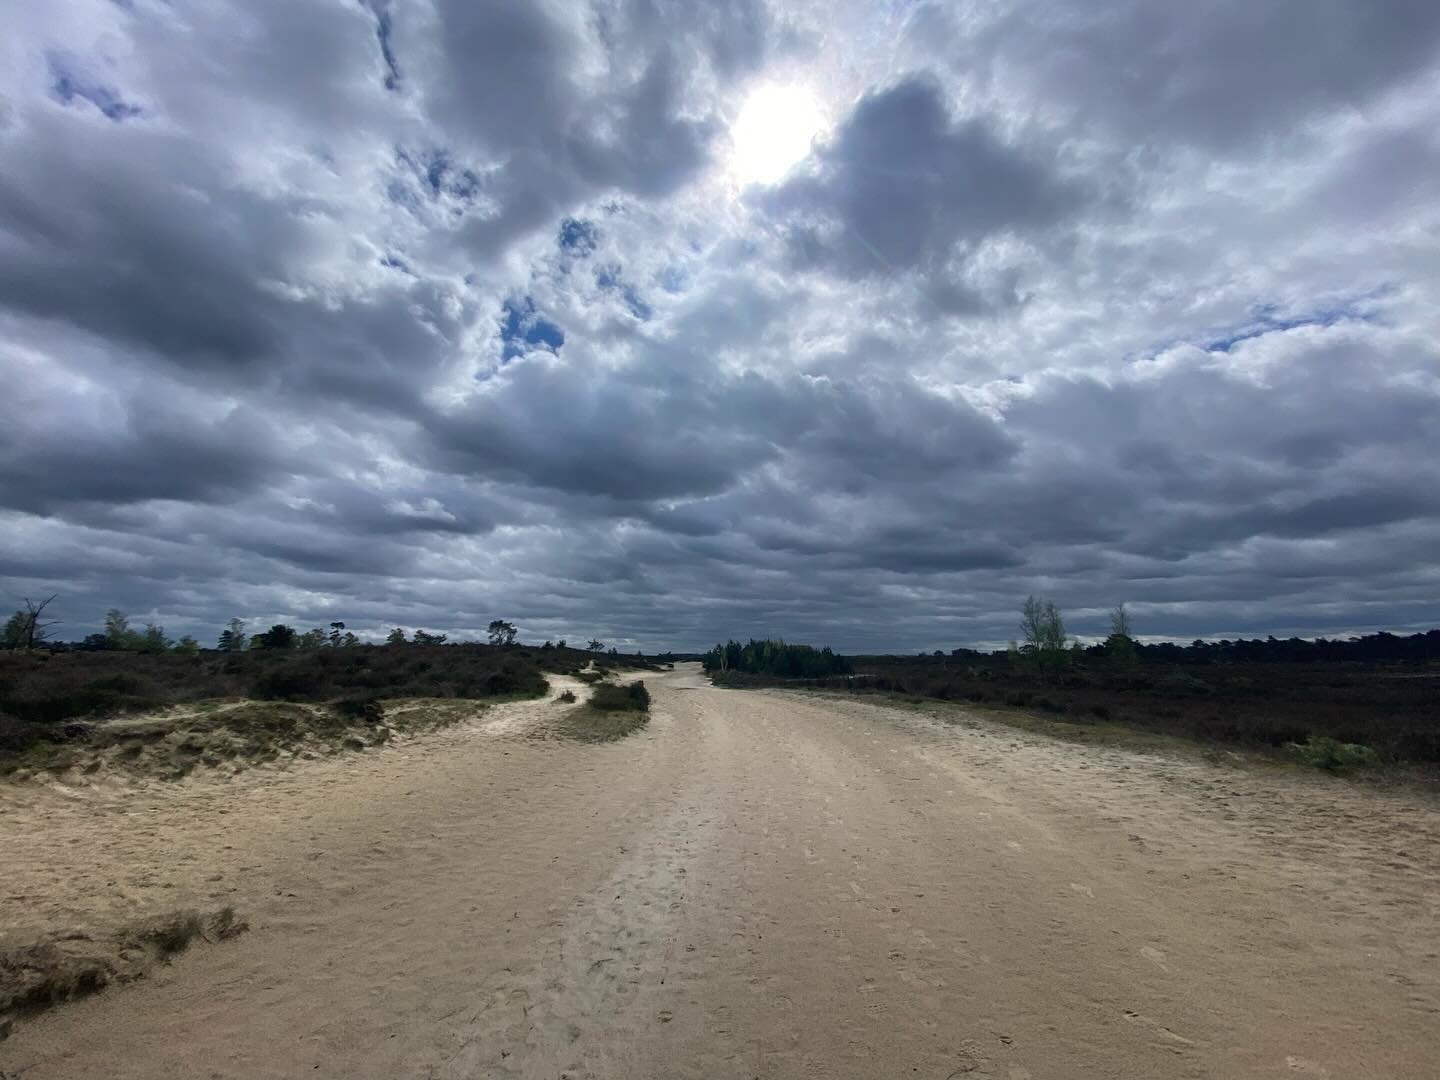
[2,664,1437,1078]
[714,654,1440,768]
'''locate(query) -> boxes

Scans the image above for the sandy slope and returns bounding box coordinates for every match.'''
[3,665,1437,1078]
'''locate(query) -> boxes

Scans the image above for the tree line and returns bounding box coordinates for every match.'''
[701,639,853,678]
[973,597,1440,674]
[1,600,619,656]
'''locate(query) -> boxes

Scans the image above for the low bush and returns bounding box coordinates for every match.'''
[1290,735,1380,772]
[333,695,384,723]
[557,690,577,703]
[589,681,650,712]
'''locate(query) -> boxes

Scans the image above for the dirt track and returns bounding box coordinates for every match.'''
[3,664,1438,1078]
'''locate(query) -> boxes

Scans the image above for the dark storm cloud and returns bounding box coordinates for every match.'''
[0,119,284,368]
[424,356,778,501]
[760,75,1083,279]
[1,0,1437,651]
[0,397,296,514]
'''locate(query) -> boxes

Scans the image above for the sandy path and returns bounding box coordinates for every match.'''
[3,666,1438,1078]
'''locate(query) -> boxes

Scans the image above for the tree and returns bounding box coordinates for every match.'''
[2,611,27,649]
[587,638,604,652]
[1019,595,1068,682]
[297,628,327,649]
[218,617,246,652]
[412,629,447,645]
[105,609,135,650]
[255,624,298,649]
[174,635,200,656]
[136,622,172,654]
[556,639,567,649]
[339,631,359,647]
[1109,603,1132,639]
[487,620,518,646]
[329,621,346,648]
[4,595,59,649]
[1105,603,1137,669]
[386,627,408,645]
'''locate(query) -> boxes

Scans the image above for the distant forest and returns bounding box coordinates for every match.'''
[936,629,1440,666]
[701,639,852,678]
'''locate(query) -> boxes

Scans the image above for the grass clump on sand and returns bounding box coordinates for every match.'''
[0,907,247,1025]
[1289,734,1379,773]
[552,680,651,742]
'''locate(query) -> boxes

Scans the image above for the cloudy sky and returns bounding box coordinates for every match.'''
[2,1,1438,652]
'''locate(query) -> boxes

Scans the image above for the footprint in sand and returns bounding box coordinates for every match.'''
[1123,1009,1196,1047]
[1068,882,1094,898]
[1140,945,1169,972]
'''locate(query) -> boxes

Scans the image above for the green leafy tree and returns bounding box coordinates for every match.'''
[105,609,137,650]
[587,638,604,652]
[412,629,447,645]
[218,617,246,652]
[137,622,172,654]
[386,627,408,645]
[174,635,200,655]
[297,628,327,649]
[1019,595,1068,682]
[487,620,518,646]
[328,621,346,647]
[2,611,27,649]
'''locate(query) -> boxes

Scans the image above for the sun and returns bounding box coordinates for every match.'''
[729,84,826,186]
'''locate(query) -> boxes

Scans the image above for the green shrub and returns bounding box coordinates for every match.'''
[589,681,650,712]
[557,690,577,703]
[1290,735,1379,772]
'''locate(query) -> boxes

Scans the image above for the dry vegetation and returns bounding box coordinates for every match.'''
[549,680,652,743]
[1,907,247,1029]
[714,657,1440,770]
[0,644,662,778]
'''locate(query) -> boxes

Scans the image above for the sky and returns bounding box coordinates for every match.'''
[2,0,1438,653]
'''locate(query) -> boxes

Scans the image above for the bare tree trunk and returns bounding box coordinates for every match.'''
[21,594,59,649]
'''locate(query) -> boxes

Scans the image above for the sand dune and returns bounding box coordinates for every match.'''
[3,665,1437,1078]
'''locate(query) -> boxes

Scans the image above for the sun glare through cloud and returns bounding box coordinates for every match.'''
[729,83,826,185]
